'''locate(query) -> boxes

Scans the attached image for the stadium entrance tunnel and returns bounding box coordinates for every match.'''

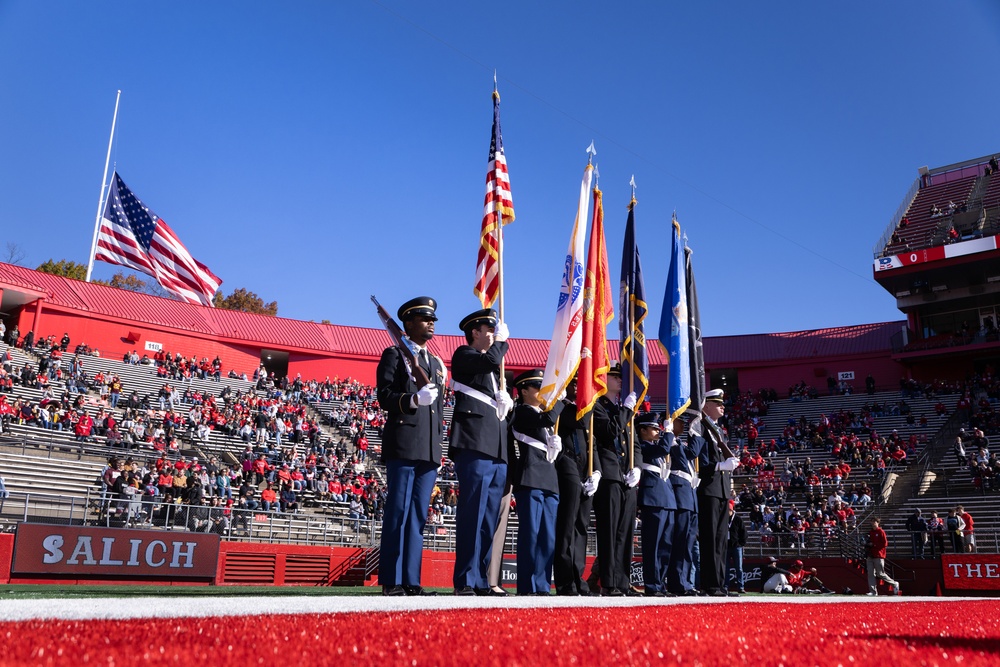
[710,368,738,395]
[260,349,289,379]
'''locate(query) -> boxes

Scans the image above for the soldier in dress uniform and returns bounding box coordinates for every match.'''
[510,369,565,595]
[693,388,741,597]
[667,412,705,596]
[375,296,446,597]
[592,362,640,596]
[554,377,601,596]
[449,307,514,595]
[636,412,676,597]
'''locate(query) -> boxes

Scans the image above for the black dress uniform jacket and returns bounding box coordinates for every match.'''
[556,401,602,480]
[376,346,444,464]
[511,401,565,494]
[593,396,638,481]
[449,340,509,461]
[696,419,731,499]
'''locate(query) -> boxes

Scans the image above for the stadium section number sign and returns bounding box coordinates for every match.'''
[12,524,220,579]
[940,554,1000,591]
[144,341,163,352]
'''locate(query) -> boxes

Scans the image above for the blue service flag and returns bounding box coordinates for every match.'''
[658,218,690,420]
[619,201,649,406]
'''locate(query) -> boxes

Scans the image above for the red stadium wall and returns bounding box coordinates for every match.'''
[287,353,378,386]
[15,307,264,376]
[648,355,905,399]
[0,534,12,584]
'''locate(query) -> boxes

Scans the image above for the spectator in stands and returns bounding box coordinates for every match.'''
[726,500,747,594]
[75,410,94,443]
[927,511,946,556]
[349,495,365,531]
[22,330,34,352]
[905,509,928,558]
[260,484,277,512]
[945,509,965,552]
[279,484,298,513]
[957,505,975,552]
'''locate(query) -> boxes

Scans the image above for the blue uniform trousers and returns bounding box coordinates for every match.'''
[668,509,698,594]
[453,449,507,589]
[640,507,674,593]
[514,488,558,595]
[379,459,438,587]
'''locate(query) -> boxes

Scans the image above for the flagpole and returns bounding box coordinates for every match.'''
[627,181,637,470]
[492,79,507,391]
[86,89,121,283]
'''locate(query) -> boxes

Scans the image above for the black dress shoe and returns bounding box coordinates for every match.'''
[709,590,728,597]
[626,587,643,597]
[474,588,491,596]
[644,590,666,597]
[603,588,625,597]
[488,587,509,597]
[663,591,677,597]
[403,586,437,596]
[454,586,477,596]
[681,590,699,597]
[727,590,741,597]
[382,585,406,596]
[534,591,551,596]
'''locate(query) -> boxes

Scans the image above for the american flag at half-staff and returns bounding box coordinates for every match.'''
[95,172,222,306]
[473,89,515,308]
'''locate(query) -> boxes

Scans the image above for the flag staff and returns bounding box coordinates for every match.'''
[87,89,121,283]
[494,74,507,391]
[586,161,600,479]
[627,176,637,470]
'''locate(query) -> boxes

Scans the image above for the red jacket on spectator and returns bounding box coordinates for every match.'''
[868,525,888,559]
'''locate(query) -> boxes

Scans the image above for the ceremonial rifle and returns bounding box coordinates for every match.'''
[371,295,432,389]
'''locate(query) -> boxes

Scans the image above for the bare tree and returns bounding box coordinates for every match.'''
[3,242,26,266]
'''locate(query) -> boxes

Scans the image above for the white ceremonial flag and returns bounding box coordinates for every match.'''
[539,162,593,410]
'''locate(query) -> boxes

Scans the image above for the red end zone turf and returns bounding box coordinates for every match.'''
[1,601,997,666]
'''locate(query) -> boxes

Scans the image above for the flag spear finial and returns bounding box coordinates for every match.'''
[493,70,499,99]
[594,164,600,188]
[629,175,637,208]
[586,141,596,165]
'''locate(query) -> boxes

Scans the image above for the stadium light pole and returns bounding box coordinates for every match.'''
[86,89,121,283]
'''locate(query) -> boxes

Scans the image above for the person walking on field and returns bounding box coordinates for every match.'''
[866,518,900,596]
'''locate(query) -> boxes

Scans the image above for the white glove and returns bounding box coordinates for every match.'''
[663,418,673,433]
[545,433,562,463]
[496,390,514,420]
[412,384,439,407]
[716,457,740,472]
[556,388,567,402]
[623,392,637,411]
[494,322,509,342]
[590,469,602,487]
[624,467,640,488]
[582,475,598,497]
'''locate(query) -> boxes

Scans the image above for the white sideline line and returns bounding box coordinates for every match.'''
[0,595,954,622]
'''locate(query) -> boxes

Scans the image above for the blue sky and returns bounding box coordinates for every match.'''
[1,1,999,340]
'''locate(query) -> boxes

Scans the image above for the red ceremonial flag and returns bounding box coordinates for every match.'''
[576,186,614,420]
[473,89,515,308]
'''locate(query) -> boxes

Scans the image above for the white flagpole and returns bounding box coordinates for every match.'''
[86,89,122,283]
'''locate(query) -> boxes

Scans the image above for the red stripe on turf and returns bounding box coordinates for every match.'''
[0,602,997,666]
